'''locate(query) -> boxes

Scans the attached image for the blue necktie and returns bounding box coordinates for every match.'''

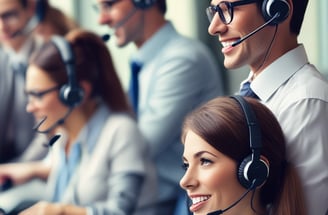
[128,61,142,114]
[52,142,81,202]
[239,81,259,99]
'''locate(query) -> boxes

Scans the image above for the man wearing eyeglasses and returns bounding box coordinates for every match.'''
[0,0,43,164]
[207,0,328,214]
[95,0,224,214]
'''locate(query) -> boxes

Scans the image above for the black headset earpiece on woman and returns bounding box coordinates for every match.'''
[51,36,84,108]
[261,0,290,25]
[33,36,84,134]
[207,96,270,215]
[131,0,157,9]
[231,95,269,190]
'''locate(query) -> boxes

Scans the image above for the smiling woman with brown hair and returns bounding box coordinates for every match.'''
[180,96,306,215]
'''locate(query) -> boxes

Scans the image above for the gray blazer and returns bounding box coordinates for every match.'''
[0,37,42,163]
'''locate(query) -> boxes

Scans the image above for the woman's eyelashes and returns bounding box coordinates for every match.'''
[182,157,213,171]
[200,157,213,166]
[182,162,189,171]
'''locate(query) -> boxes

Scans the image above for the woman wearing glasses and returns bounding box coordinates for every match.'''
[0,29,157,215]
[180,96,307,215]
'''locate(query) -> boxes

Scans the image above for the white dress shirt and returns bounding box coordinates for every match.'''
[243,45,328,215]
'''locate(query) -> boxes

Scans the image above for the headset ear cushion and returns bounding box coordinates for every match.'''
[262,0,290,25]
[238,155,269,189]
[59,84,84,107]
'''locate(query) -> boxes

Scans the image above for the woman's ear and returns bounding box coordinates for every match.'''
[260,155,270,167]
[79,81,92,101]
[257,155,270,188]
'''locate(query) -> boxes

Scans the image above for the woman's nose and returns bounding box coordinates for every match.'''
[26,98,36,113]
[180,168,198,191]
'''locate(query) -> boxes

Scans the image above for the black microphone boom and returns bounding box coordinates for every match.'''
[113,7,137,29]
[33,107,73,134]
[102,34,110,42]
[101,7,138,42]
[207,180,256,215]
[43,134,61,148]
[10,15,39,38]
[231,13,280,47]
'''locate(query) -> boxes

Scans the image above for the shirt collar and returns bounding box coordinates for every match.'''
[252,44,309,101]
[72,103,110,154]
[131,21,176,64]
[5,35,42,64]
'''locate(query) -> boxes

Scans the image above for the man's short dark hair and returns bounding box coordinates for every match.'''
[156,0,166,14]
[257,0,309,35]
[20,0,28,8]
[290,0,308,35]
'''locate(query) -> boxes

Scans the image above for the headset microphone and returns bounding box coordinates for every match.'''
[10,0,45,38]
[102,7,138,41]
[114,7,138,29]
[33,107,73,134]
[207,180,256,215]
[231,13,279,47]
[102,34,110,42]
[10,15,39,38]
[43,134,61,148]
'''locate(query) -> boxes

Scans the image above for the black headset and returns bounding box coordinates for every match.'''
[50,36,84,108]
[261,0,290,25]
[132,0,157,9]
[35,0,47,22]
[230,95,269,190]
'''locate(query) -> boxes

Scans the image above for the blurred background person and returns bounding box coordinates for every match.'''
[180,96,307,215]
[18,0,80,162]
[0,0,79,164]
[0,29,157,215]
[34,0,79,41]
[95,1,224,214]
[0,0,42,163]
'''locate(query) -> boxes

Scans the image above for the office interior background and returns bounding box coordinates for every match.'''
[49,0,328,95]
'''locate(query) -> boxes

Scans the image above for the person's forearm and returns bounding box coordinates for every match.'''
[29,162,51,180]
[18,202,88,215]
[57,204,87,215]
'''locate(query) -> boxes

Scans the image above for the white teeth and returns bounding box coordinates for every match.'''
[221,41,234,48]
[191,196,210,204]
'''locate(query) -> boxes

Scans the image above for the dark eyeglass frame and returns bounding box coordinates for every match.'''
[206,0,258,25]
[25,85,60,101]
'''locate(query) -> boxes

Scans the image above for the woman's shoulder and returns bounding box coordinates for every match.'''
[104,112,137,128]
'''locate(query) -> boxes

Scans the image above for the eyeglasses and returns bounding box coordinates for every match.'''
[93,0,122,14]
[0,8,22,26]
[25,85,60,102]
[206,0,258,25]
